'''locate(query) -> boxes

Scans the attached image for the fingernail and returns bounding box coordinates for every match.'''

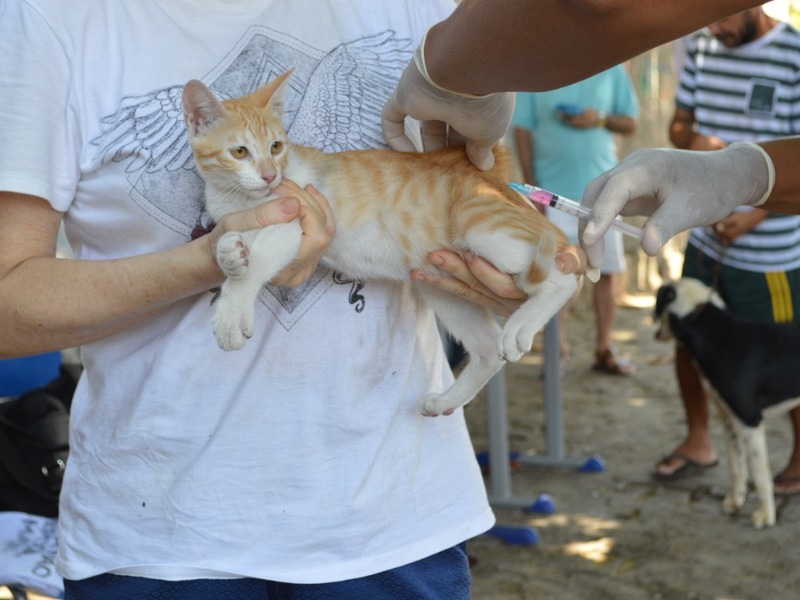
[411,271,427,282]
[555,253,578,274]
[464,251,475,263]
[429,254,444,267]
[280,198,298,213]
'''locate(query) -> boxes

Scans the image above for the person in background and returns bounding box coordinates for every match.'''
[649,7,800,489]
[512,65,639,376]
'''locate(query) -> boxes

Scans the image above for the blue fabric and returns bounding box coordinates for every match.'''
[511,65,640,201]
[0,352,62,396]
[63,543,471,600]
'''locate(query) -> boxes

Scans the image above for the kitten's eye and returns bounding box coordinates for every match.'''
[230,146,248,159]
[271,141,284,155]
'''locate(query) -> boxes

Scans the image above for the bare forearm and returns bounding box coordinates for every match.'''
[0,239,222,358]
[0,189,311,357]
[760,137,800,214]
[604,115,636,135]
[426,0,761,94]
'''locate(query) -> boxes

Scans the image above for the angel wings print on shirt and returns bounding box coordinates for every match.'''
[90,27,412,329]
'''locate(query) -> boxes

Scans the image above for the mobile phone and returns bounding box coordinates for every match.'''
[555,103,583,117]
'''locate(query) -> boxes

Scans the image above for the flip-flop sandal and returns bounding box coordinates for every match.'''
[652,452,718,481]
[773,471,800,496]
[592,347,635,376]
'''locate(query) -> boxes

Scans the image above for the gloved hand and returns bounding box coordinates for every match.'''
[579,141,775,268]
[381,32,514,171]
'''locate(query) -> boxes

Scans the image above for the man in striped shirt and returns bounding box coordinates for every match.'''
[654,7,800,495]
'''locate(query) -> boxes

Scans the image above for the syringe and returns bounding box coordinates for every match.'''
[509,182,642,240]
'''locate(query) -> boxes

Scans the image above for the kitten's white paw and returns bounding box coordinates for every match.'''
[212,304,255,351]
[216,232,249,279]
[417,393,457,418]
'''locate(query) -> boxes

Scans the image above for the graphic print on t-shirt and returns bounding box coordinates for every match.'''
[91,27,411,329]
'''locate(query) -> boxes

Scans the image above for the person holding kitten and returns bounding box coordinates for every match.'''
[0,1,490,597]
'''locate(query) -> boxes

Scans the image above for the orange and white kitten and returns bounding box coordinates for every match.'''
[182,70,580,417]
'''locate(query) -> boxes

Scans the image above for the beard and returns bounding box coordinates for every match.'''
[717,12,758,47]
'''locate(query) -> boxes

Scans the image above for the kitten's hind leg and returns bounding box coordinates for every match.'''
[417,288,504,417]
[501,268,578,362]
[213,221,302,350]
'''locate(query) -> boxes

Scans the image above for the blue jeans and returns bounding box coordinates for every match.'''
[63,543,471,600]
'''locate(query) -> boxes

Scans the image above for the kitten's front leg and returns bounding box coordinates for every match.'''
[216,231,250,279]
[212,222,303,351]
[212,229,260,350]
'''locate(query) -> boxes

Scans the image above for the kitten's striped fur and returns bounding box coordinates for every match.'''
[183,70,580,416]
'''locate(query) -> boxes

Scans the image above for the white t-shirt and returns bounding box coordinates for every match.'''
[0,0,494,583]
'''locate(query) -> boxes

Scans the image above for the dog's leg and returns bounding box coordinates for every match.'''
[745,423,776,528]
[416,288,504,417]
[716,398,748,516]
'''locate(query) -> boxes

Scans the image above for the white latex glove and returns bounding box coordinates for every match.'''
[579,142,775,268]
[381,32,514,171]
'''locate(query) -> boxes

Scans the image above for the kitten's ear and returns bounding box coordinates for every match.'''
[252,68,294,117]
[182,79,227,137]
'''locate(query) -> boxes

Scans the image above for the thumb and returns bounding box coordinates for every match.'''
[231,197,300,232]
[639,207,686,256]
[465,141,495,171]
[639,221,668,257]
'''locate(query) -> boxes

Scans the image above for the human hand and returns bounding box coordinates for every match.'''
[565,108,601,130]
[206,195,300,282]
[410,246,586,318]
[381,33,514,171]
[411,250,525,317]
[205,181,334,287]
[712,208,769,244]
[579,142,774,269]
[270,180,335,287]
[689,134,727,151]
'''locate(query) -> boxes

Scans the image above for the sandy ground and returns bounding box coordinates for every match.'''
[465,288,800,600]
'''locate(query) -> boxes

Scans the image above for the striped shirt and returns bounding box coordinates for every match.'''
[677,22,800,272]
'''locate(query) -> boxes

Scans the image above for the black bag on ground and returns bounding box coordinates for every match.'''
[0,367,77,518]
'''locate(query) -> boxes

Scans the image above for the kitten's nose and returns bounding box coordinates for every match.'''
[262,174,276,185]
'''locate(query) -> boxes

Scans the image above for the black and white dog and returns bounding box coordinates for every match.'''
[655,278,800,528]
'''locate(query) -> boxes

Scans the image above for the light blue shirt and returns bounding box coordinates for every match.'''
[511,65,639,201]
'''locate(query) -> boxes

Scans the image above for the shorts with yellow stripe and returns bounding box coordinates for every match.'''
[682,243,800,324]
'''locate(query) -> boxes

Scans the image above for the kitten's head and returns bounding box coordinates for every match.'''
[182,70,293,216]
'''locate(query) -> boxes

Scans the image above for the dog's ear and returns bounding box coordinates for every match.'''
[654,285,676,320]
